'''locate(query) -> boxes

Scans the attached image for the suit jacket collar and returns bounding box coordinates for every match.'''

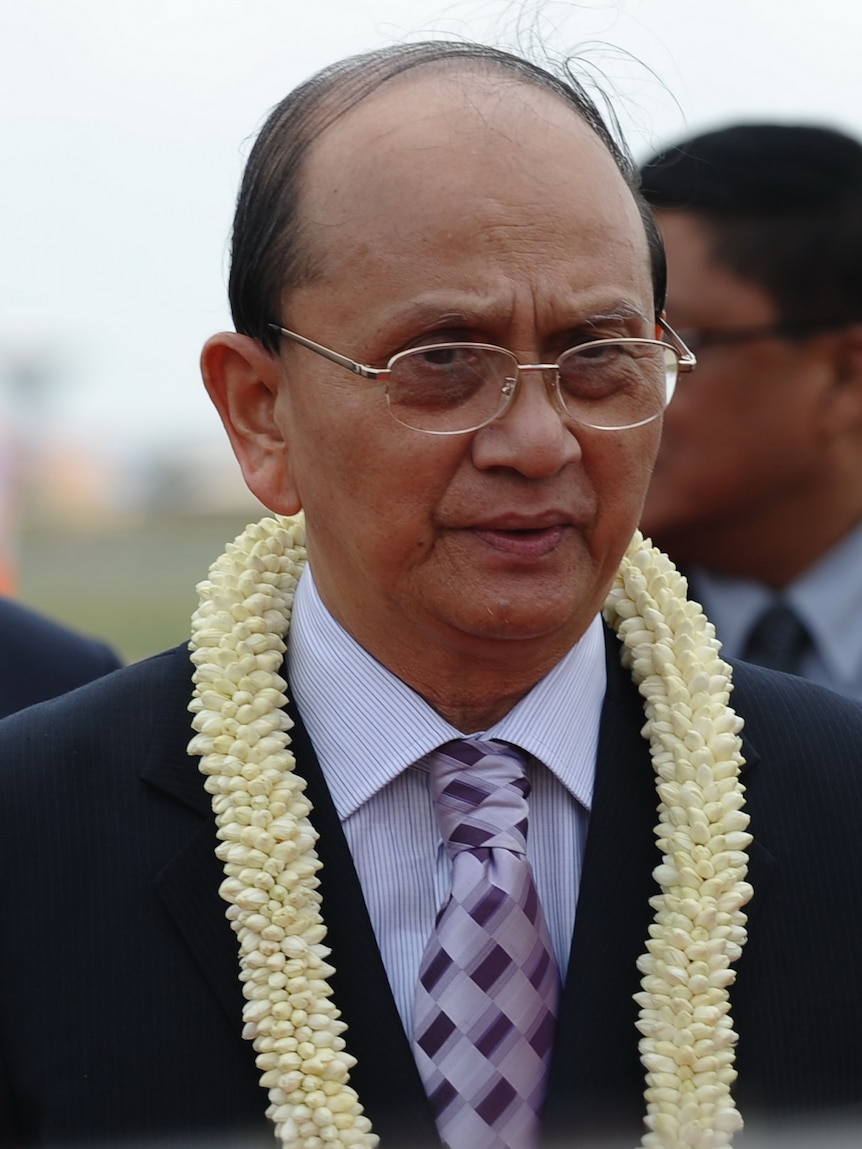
[140,643,212,818]
[140,645,249,1028]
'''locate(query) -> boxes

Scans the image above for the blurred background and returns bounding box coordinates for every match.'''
[3,0,861,662]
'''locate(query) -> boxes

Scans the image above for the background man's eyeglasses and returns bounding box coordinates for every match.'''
[267,320,696,435]
[675,318,848,353]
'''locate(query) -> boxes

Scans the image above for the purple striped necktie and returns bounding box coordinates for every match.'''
[413,738,560,1149]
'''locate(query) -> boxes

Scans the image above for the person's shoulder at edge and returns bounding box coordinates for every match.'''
[0,641,192,773]
[0,594,124,718]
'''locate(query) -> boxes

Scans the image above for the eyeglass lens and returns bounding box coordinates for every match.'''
[385,341,678,433]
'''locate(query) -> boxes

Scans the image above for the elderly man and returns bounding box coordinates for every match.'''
[1,43,861,1149]
[640,124,862,695]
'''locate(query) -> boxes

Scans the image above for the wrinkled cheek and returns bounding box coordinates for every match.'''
[591,426,657,487]
[596,454,656,536]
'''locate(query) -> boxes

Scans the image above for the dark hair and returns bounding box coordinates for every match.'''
[639,123,862,325]
[228,40,666,350]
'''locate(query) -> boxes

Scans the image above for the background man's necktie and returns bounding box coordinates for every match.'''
[742,601,812,675]
[413,739,560,1149]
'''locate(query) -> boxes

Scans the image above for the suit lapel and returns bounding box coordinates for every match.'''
[544,627,774,1143]
[286,704,441,1146]
[139,645,248,1027]
[543,625,660,1140]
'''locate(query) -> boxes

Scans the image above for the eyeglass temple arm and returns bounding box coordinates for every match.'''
[267,323,387,379]
[657,317,697,372]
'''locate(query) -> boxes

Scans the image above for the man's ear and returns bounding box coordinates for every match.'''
[200,332,301,514]
[823,323,862,435]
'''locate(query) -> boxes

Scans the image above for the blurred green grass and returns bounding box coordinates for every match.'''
[16,510,267,665]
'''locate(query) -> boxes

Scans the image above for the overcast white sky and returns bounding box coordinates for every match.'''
[2,0,862,462]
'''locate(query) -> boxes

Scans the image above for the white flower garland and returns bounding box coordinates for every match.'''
[188,513,751,1149]
[604,534,752,1148]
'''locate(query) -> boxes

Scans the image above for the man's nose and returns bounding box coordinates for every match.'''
[470,367,583,477]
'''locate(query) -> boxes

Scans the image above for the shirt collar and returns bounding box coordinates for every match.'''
[692,517,862,686]
[786,520,862,683]
[287,566,604,818]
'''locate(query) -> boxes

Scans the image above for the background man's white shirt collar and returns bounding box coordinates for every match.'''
[693,517,862,697]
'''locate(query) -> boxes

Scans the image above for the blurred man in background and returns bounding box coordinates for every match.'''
[640,124,862,696]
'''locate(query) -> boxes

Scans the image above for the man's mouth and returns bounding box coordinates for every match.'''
[471,523,568,557]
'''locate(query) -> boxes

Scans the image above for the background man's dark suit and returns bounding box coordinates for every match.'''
[0,596,121,718]
[1,630,861,1147]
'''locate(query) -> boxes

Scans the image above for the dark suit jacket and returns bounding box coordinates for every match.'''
[1,629,861,1147]
[0,597,121,719]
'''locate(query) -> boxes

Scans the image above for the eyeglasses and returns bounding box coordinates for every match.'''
[267,319,695,435]
[674,318,845,353]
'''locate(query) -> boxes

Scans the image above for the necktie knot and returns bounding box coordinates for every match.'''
[429,739,530,857]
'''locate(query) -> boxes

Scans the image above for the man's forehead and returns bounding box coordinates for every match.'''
[305,66,606,175]
[288,64,652,321]
[296,66,637,254]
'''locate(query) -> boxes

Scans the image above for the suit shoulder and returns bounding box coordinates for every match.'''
[730,657,862,739]
[730,658,862,812]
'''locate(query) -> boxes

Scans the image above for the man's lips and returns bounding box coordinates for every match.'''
[469,523,570,557]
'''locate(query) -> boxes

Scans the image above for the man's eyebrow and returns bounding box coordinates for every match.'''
[583,305,652,324]
[566,309,652,336]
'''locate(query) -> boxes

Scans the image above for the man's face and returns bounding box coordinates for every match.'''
[263,71,659,686]
[642,210,839,570]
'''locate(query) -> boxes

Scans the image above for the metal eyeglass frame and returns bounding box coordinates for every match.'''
[266,317,696,434]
